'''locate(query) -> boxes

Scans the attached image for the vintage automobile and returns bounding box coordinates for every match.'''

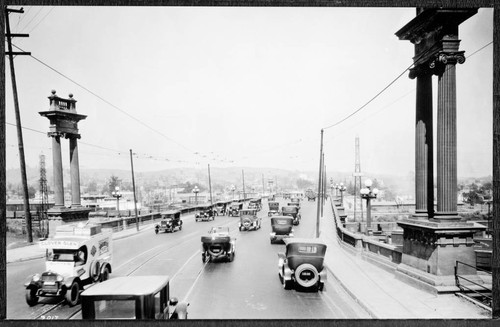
[195,204,215,222]
[278,238,327,292]
[25,224,112,307]
[249,198,262,211]
[81,275,189,319]
[215,202,227,216]
[228,202,243,217]
[281,205,301,226]
[201,226,236,263]
[268,201,280,217]
[269,216,294,244]
[155,210,183,234]
[286,201,300,210]
[238,209,261,231]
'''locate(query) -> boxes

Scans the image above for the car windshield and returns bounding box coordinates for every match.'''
[47,249,78,262]
[210,227,229,235]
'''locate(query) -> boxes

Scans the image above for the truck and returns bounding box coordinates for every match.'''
[24,223,113,307]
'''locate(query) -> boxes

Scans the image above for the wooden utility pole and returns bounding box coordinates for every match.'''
[130,149,139,231]
[262,174,265,197]
[492,5,500,319]
[208,164,213,207]
[1,6,5,321]
[242,169,246,200]
[316,129,324,238]
[5,8,32,243]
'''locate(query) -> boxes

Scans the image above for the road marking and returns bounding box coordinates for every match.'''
[115,230,199,271]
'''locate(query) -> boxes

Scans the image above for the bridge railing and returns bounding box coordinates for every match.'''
[330,198,402,266]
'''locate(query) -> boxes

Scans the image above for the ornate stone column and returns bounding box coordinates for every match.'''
[412,69,434,218]
[432,39,465,221]
[395,9,485,293]
[69,136,81,207]
[39,91,90,236]
[51,133,64,207]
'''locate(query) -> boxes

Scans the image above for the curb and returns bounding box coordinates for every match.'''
[324,240,378,319]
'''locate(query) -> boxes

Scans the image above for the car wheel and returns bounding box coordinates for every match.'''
[278,272,284,284]
[155,228,159,234]
[179,225,182,231]
[100,266,110,282]
[65,281,80,307]
[294,263,319,289]
[228,252,234,262]
[202,253,206,263]
[283,278,293,290]
[25,286,39,307]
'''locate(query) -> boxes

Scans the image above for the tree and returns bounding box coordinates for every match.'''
[27,185,37,199]
[85,180,98,194]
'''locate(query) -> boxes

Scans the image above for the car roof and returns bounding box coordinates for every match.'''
[163,210,180,215]
[81,276,170,297]
[284,238,327,246]
[271,216,294,220]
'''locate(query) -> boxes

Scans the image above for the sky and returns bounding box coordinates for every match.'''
[4,6,494,179]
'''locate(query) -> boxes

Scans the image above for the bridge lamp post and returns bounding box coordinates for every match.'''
[360,179,378,233]
[230,185,236,200]
[339,183,347,204]
[335,183,340,196]
[193,186,200,205]
[112,186,122,217]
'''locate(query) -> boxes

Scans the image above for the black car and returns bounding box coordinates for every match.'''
[195,204,216,222]
[155,210,183,233]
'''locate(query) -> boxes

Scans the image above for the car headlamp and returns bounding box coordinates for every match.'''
[33,274,41,282]
[56,275,64,282]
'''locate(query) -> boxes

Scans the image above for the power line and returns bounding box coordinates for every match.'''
[321,41,493,131]
[27,7,55,34]
[18,6,44,34]
[11,43,196,155]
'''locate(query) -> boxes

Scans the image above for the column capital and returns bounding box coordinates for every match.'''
[47,131,81,139]
[429,51,466,71]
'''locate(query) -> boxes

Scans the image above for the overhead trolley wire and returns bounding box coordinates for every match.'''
[11,43,195,155]
[321,40,493,132]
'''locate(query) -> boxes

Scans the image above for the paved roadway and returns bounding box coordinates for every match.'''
[6,198,370,319]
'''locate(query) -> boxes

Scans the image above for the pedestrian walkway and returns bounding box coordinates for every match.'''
[318,200,491,319]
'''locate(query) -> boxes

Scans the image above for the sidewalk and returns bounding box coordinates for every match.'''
[6,223,155,264]
[318,200,491,319]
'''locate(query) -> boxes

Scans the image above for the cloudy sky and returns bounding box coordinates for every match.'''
[4,6,493,178]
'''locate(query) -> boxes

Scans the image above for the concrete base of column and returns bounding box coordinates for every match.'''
[46,207,92,237]
[396,219,486,294]
[411,212,429,220]
[431,212,461,222]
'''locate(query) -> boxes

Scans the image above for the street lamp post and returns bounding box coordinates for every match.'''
[339,183,347,205]
[335,183,340,197]
[231,185,236,200]
[193,186,200,205]
[112,186,122,217]
[360,179,378,234]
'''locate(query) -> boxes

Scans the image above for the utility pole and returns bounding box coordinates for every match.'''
[39,154,48,238]
[492,7,500,316]
[262,174,265,197]
[208,164,213,207]
[130,149,139,231]
[5,7,32,243]
[316,129,324,238]
[242,169,246,200]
